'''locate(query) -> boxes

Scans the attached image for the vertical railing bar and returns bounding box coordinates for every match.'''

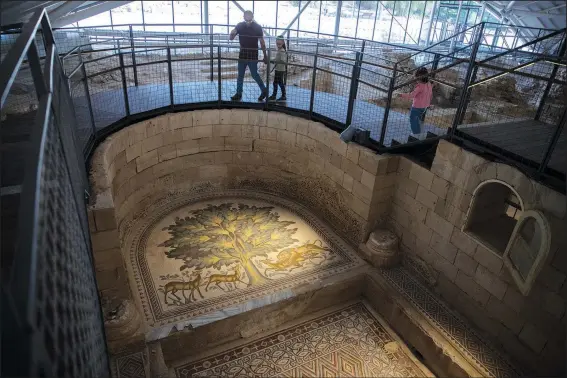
[309,44,319,119]
[167,47,174,107]
[379,63,396,146]
[129,25,139,86]
[449,22,484,138]
[218,46,222,107]
[210,26,214,81]
[535,36,567,120]
[81,60,97,136]
[265,48,271,111]
[538,109,566,174]
[118,51,130,116]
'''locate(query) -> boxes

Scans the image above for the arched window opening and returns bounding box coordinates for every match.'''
[463,181,523,255]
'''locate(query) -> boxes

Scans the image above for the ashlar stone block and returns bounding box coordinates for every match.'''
[136,150,159,172]
[409,163,434,190]
[193,109,220,126]
[267,112,288,129]
[248,110,267,126]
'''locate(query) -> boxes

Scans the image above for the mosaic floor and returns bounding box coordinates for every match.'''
[174,302,433,378]
[123,191,365,327]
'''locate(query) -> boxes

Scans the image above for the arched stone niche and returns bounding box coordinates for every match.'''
[463,179,525,255]
[463,179,553,296]
[88,109,398,247]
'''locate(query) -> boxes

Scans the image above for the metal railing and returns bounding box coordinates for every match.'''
[1,11,566,375]
[0,9,110,378]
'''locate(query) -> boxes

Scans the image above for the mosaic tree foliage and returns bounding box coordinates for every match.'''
[160,203,299,285]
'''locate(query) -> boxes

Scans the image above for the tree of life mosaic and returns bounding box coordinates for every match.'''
[152,201,336,307]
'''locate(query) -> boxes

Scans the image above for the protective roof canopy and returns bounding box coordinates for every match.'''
[1,1,565,31]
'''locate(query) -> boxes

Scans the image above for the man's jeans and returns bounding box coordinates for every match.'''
[236,61,267,95]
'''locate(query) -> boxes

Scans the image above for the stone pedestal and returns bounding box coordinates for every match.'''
[359,229,400,268]
[103,298,144,353]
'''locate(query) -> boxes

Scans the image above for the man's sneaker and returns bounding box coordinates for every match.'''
[231,93,242,101]
[258,91,268,101]
[277,95,287,101]
[268,94,277,101]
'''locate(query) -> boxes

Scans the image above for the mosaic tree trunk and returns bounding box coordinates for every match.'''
[160,203,300,285]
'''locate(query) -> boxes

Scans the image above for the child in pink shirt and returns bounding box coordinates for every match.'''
[398,67,433,134]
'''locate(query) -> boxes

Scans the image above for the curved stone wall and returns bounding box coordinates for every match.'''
[90,109,397,241]
[87,109,398,331]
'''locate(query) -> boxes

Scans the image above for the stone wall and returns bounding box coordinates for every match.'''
[87,109,399,324]
[89,109,398,243]
[388,139,566,376]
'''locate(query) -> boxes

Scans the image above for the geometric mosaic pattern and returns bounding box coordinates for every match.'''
[123,191,365,327]
[379,267,524,378]
[113,351,147,378]
[174,302,432,377]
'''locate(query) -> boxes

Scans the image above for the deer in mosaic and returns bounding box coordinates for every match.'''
[261,240,330,276]
[164,271,204,304]
[205,265,248,292]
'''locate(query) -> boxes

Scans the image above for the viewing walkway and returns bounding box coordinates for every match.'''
[76,82,446,145]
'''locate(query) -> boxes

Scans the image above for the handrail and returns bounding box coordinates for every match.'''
[0,8,45,107]
[477,28,567,65]
[397,23,481,64]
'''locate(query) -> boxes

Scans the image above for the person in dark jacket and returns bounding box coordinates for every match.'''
[229,10,268,101]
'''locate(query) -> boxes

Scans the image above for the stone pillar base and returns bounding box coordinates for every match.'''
[103,298,144,354]
[359,229,400,268]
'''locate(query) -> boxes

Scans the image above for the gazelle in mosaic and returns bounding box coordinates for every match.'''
[164,271,204,304]
[205,265,247,292]
[261,240,331,276]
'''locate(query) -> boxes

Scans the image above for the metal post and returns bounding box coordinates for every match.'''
[449,22,485,137]
[426,1,438,46]
[354,0,361,39]
[431,53,440,78]
[167,47,174,107]
[345,51,360,127]
[371,1,379,40]
[379,63,397,145]
[81,60,97,135]
[129,25,139,86]
[210,25,214,81]
[203,0,209,35]
[118,52,130,116]
[535,38,567,120]
[449,0,462,52]
[388,2,395,43]
[309,43,319,119]
[317,0,322,35]
[264,48,271,110]
[334,1,342,47]
[403,1,412,44]
[538,108,566,174]
[285,33,290,85]
[172,1,176,31]
[276,0,279,29]
[217,46,222,106]
[417,1,427,44]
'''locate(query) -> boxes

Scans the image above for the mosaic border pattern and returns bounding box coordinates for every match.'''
[174,302,431,378]
[111,350,148,378]
[123,190,365,326]
[379,267,524,378]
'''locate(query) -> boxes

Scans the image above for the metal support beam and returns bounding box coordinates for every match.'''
[426,1,438,46]
[1,1,56,24]
[449,0,463,52]
[231,0,245,13]
[47,1,88,23]
[203,0,209,35]
[281,1,312,36]
[334,1,342,45]
[52,1,125,27]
